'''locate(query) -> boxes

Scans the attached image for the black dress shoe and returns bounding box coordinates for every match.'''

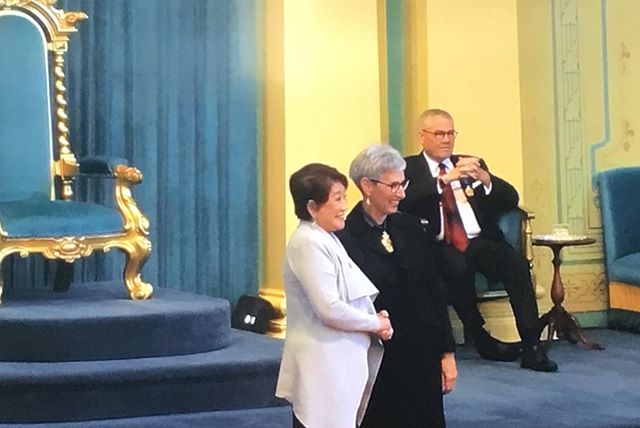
[473,331,522,362]
[521,344,558,372]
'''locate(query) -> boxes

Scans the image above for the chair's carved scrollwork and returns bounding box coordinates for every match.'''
[114,165,150,236]
[114,165,144,185]
[0,0,153,303]
[42,237,93,262]
[53,45,78,199]
[0,1,87,40]
[0,0,44,7]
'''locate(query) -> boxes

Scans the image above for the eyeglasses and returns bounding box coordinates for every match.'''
[422,129,458,140]
[369,178,410,193]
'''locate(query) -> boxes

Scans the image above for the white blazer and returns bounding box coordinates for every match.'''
[276,221,384,428]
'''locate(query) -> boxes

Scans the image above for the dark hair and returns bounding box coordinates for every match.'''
[289,163,348,221]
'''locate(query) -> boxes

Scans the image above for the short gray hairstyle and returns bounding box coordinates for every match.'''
[418,108,453,130]
[349,144,406,187]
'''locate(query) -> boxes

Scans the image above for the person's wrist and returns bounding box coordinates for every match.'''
[479,170,491,186]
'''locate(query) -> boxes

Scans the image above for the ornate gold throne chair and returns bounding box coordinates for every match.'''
[0,0,152,302]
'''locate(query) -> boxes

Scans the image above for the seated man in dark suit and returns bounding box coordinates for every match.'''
[399,108,557,372]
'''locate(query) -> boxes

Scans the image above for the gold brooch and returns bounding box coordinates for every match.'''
[381,231,394,253]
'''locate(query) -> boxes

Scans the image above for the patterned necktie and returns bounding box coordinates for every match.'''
[439,163,469,252]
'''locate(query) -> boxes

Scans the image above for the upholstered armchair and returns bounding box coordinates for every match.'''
[476,207,537,300]
[453,207,542,343]
[598,167,640,331]
[0,0,152,302]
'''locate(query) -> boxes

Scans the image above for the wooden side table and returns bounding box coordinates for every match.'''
[532,234,604,350]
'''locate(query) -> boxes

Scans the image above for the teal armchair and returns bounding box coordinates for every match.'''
[598,167,640,331]
[0,0,152,302]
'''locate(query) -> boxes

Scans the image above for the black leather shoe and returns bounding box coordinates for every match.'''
[473,331,522,362]
[521,344,558,372]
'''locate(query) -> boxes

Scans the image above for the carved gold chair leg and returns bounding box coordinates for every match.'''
[121,236,153,300]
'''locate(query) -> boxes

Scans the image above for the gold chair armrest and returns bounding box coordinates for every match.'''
[54,155,79,200]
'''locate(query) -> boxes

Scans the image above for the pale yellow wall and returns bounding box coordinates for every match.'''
[517,0,557,313]
[424,0,524,196]
[260,1,384,329]
[282,0,383,238]
[597,0,640,171]
[261,0,286,298]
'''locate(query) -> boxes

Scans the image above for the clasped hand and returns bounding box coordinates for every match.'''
[375,310,393,341]
[444,157,490,187]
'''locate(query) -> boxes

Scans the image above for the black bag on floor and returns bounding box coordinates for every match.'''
[231,295,277,334]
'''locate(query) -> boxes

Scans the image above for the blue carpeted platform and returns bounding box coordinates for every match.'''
[0,282,289,426]
[0,282,231,361]
[0,406,291,428]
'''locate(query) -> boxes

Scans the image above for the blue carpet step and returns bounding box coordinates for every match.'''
[0,330,286,424]
[0,282,231,361]
[0,406,292,428]
[0,281,288,425]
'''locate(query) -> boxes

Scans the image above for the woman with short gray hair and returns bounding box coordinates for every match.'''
[348,144,407,185]
[337,144,457,428]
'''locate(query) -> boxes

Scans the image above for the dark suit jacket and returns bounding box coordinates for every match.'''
[400,152,519,243]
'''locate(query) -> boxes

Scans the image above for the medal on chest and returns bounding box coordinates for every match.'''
[464,185,475,197]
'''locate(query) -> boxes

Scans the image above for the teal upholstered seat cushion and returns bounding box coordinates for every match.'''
[609,253,640,286]
[0,200,124,238]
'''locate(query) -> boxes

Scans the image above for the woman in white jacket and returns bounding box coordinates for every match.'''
[276,163,393,428]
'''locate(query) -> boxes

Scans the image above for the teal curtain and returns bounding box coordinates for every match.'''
[5,0,260,305]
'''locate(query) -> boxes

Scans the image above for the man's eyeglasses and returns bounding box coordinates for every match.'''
[422,130,458,140]
[369,178,411,192]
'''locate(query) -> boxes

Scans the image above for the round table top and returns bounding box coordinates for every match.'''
[532,234,596,246]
